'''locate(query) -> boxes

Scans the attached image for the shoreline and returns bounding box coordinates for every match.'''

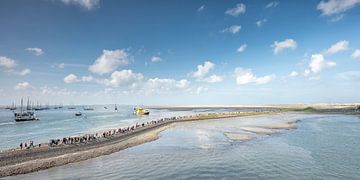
[1,107,358,178]
[0,111,277,178]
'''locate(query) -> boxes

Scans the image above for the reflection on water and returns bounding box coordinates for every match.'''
[10,113,360,179]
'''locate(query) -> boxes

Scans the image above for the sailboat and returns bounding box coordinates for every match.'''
[115,104,118,111]
[14,98,39,122]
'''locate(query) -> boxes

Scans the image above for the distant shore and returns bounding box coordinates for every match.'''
[0,105,359,178]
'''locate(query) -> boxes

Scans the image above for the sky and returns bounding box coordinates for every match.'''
[0,0,360,105]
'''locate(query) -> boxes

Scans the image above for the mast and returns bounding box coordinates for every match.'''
[20,98,23,113]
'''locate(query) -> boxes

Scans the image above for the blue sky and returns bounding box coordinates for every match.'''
[0,0,360,105]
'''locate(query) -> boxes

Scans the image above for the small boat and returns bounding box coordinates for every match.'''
[75,112,82,116]
[68,107,76,109]
[104,106,108,109]
[133,107,150,115]
[115,104,118,111]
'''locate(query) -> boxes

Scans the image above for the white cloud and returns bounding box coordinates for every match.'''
[89,49,130,75]
[198,5,205,12]
[225,3,246,16]
[234,67,275,85]
[14,82,31,90]
[146,78,190,92]
[309,54,336,75]
[271,39,297,54]
[317,0,360,16]
[256,19,267,27]
[26,47,44,56]
[60,0,100,10]
[176,79,190,89]
[81,75,94,82]
[19,68,31,76]
[151,56,162,62]
[289,71,299,77]
[237,44,247,53]
[221,25,241,34]
[103,69,144,87]
[265,1,279,8]
[351,49,360,59]
[326,40,349,55]
[193,61,215,79]
[338,71,360,81]
[0,56,17,68]
[203,74,223,83]
[64,74,80,83]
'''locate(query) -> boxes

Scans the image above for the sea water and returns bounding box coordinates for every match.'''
[8,113,360,179]
[0,105,197,150]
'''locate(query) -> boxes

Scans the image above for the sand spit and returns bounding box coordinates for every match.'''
[260,119,299,129]
[0,124,170,177]
[240,127,275,135]
[240,119,299,136]
[224,132,254,141]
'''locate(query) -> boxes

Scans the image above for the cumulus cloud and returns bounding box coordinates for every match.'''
[326,40,349,55]
[317,0,360,16]
[225,3,246,16]
[26,47,44,56]
[234,67,275,85]
[103,69,144,87]
[203,74,223,83]
[89,49,130,75]
[289,71,299,77]
[237,44,247,53]
[146,78,190,92]
[60,0,100,10]
[0,56,17,68]
[256,19,267,27]
[271,39,297,54]
[14,82,32,90]
[81,75,94,82]
[193,61,215,79]
[151,56,162,62]
[265,1,279,8]
[351,49,360,59]
[64,74,80,83]
[197,5,205,12]
[338,71,360,81]
[221,25,241,34]
[309,54,336,75]
[19,68,31,76]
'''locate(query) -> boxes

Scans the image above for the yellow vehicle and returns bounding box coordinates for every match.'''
[133,107,150,115]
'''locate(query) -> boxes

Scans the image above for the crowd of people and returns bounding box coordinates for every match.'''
[16,111,254,151]
[19,140,41,150]
[46,116,183,148]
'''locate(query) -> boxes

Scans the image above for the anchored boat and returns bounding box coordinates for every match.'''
[14,98,39,122]
[133,107,150,115]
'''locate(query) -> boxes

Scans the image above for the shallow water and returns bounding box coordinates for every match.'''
[9,113,360,179]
